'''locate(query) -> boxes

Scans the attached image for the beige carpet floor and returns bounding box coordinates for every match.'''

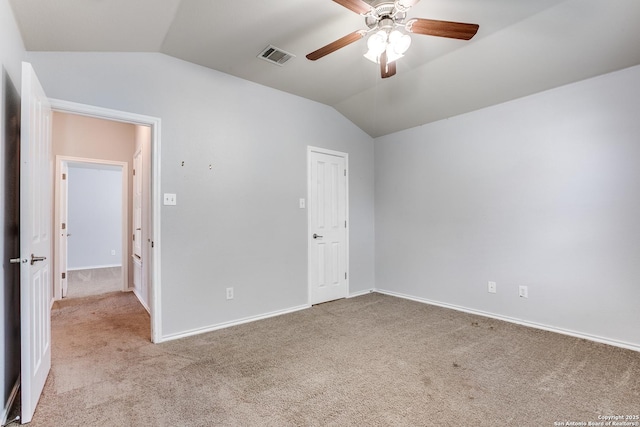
[66,267,122,299]
[25,292,639,426]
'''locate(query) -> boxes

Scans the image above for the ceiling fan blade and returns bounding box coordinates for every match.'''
[332,0,372,15]
[380,51,396,79]
[406,18,479,40]
[306,30,365,61]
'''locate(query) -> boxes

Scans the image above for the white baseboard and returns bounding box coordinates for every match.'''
[348,288,375,298]
[159,304,311,343]
[1,377,20,426]
[132,288,151,314]
[375,289,640,353]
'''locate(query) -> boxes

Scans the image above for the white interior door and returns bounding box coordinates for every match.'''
[133,149,142,259]
[132,148,146,306]
[59,161,69,298]
[308,148,348,305]
[20,62,52,424]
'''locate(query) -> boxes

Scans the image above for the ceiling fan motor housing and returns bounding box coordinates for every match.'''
[378,17,395,30]
[365,1,408,29]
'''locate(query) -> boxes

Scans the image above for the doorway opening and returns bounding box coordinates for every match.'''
[55,158,128,299]
[49,99,162,343]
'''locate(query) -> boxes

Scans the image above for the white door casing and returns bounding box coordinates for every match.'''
[308,147,349,305]
[20,61,52,424]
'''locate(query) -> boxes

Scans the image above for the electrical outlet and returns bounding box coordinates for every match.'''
[519,285,528,298]
[226,287,234,300]
[488,281,497,294]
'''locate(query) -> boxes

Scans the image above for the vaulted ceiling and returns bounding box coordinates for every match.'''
[9,0,640,137]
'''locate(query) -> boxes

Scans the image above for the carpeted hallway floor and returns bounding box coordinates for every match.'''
[66,267,123,299]
[26,292,639,426]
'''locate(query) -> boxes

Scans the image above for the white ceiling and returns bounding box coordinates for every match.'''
[10,0,640,137]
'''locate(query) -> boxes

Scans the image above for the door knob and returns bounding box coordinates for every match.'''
[313,233,323,239]
[30,254,46,265]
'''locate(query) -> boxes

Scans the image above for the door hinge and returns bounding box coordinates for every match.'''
[62,272,66,279]
[345,272,347,280]
[344,170,346,177]
[62,223,66,230]
[345,220,347,228]
[62,173,66,180]
[132,234,135,241]
[151,241,154,248]
[133,169,136,176]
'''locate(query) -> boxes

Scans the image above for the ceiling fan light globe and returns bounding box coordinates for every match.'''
[393,34,412,54]
[388,30,403,45]
[364,49,380,64]
[367,32,388,55]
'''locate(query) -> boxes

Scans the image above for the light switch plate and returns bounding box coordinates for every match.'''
[519,285,528,298]
[299,198,306,209]
[163,193,177,205]
[488,281,497,294]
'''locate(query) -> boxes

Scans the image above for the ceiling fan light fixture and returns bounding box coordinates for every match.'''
[364,27,411,64]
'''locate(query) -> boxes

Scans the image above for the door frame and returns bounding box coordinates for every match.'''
[306,146,350,304]
[54,156,129,299]
[50,98,163,343]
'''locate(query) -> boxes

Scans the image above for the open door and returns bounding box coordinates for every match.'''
[132,148,147,307]
[20,62,52,424]
[133,149,143,259]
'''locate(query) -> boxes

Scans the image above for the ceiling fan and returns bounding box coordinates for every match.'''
[306,0,479,78]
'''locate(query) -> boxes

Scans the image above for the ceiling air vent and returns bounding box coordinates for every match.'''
[258,45,296,66]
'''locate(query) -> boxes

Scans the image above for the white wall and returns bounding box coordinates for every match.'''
[375,65,640,348]
[67,165,123,270]
[26,52,376,338]
[0,0,24,419]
